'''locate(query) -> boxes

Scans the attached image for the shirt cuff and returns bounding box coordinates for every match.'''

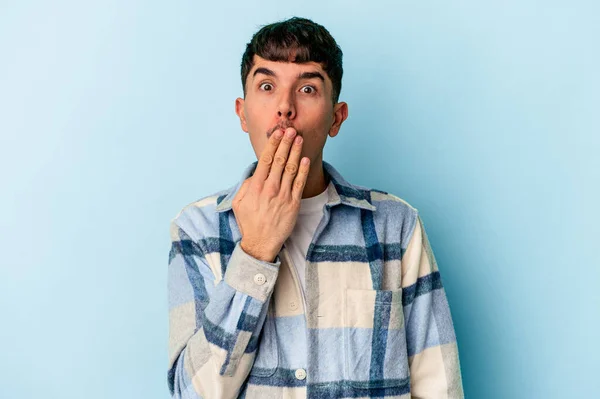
[223,241,281,303]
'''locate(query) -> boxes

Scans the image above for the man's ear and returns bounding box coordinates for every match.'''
[235,97,248,133]
[328,101,348,138]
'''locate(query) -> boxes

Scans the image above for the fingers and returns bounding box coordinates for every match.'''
[280,133,304,195]
[252,129,285,188]
[265,127,297,190]
[291,157,310,202]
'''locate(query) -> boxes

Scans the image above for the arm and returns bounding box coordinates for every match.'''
[167,126,309,398]
[167,220,280,399]
[401,214,465,398]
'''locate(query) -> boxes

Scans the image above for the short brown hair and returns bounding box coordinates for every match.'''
[240,17,343,104]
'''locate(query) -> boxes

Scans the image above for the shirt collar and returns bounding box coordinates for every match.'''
[214,160,376,213]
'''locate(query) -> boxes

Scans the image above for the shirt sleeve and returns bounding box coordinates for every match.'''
[401,214,465,398]
[167,219,280,399]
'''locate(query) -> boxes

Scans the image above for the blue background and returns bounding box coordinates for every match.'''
[1,1,598,398]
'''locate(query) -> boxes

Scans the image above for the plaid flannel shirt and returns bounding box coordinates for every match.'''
[167,160,464,398]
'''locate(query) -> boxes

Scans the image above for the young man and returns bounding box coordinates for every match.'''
[168,17,464,399]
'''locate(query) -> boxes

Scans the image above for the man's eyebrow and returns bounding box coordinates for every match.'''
[252,67,325,83]
[253,67,276,78]
[298,71,325,82]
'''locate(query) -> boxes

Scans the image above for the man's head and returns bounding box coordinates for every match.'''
[235,17,348,166]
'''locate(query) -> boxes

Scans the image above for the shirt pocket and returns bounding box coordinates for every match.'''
[249,308,279,377]
[344,288,410,389]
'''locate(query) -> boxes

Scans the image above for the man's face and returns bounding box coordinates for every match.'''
[235,54,347,165]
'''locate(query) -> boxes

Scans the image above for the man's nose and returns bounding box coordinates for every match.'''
[278,109,293,118]
[277,92,296,119]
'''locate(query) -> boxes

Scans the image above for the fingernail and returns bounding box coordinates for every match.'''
[274,130,283,139]
[295,136,303,144]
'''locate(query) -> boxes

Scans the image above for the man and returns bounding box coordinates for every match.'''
[167,16,464,399]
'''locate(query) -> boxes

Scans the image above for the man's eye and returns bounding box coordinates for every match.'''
[259,83,273,91]
[301,86,316,94]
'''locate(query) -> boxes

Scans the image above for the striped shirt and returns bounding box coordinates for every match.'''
[167,160,464,398]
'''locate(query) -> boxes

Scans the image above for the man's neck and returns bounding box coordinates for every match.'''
[301,158,329,199]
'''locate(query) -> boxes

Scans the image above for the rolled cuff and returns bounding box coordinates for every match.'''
[223,242,281,303]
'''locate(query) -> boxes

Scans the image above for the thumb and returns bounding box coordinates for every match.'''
[232,179,251,238]
[233,177,252,205]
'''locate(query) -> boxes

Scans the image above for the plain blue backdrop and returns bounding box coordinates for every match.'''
[1,1,598,398]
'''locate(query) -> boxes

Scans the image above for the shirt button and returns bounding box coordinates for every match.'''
[295,368,307,380]
[253,273,266,285]
[289,301,298,311]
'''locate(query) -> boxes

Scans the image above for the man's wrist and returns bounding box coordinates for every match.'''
[240,240,278,263]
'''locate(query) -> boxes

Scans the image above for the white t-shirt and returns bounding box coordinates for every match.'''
[283,185,329,311]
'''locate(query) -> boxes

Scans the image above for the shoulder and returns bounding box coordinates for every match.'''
[353,183,421,243]
[169,186,234,242]
[370,188,418,213]
[352,181,420,217]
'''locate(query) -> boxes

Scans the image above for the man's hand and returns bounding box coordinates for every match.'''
[232,127,310,263]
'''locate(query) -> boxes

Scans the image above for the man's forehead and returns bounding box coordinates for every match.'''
[250,55,327,78]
